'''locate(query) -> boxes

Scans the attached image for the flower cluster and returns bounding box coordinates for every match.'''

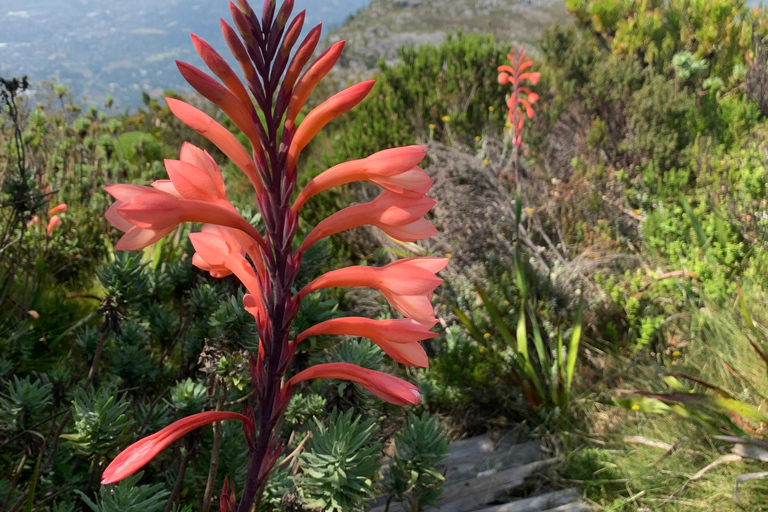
[28,199,66,236]
[100,0,445,509]
[497,47,540,147]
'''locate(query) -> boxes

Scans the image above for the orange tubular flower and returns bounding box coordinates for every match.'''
[101,411,249,485]
[298,257,448,326]
[287,362,421,405]
[297,317,437,367]
[298,191,437,252]
[165,98,263,193]
[48,203,67,215]
[189,228,266,320]
[176,61,264,149]
[285,40,345,124]
[151,143,230,207]
[46,215,62,236]
[292,145,430,212]
[286,80,375,171]
[105,184,264,251]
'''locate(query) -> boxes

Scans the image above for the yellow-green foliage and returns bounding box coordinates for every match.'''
[566,0,760,80]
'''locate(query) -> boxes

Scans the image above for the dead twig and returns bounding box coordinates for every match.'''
[662,453,743,506]
[623,436,672,451]
[632,270,700,300]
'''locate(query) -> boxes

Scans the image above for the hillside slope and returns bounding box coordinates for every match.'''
[328,0,572,73]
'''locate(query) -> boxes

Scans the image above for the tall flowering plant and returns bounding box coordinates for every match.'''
[497,46,539,241]
[100,0,444,509]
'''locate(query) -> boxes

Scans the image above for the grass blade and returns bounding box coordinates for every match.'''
[681,198,707,249]
[565,298,583,398]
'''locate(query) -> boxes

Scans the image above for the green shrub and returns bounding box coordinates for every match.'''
[296,408,381,512]
[382,412,449,511]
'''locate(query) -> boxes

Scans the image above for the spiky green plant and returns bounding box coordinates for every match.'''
[296,408,381,512]
[76,473,169,512]
[62,386,133,456]
[0,375,53,431]
[383,412,449,511]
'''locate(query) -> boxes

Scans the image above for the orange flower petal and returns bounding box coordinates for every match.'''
[379,218,437,242]
[164,159,229,204]
[46,215,62,235]
[176,61,263,148]
[102,411,248,485]
[288,363,421,405]
[297,317,436,367]
[285,40,345,124]
[293,145,428,211]
[48,203,67,215]
[189,229,261,296]
[115,226,176,251]
[299,191,435,251]
[166,98,262,194]
[287,80,375,171]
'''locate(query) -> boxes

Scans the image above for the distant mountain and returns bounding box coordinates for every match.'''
[328,0,572,74]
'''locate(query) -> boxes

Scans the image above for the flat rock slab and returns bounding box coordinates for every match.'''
[373,431,588,512]
[473,489,587,512]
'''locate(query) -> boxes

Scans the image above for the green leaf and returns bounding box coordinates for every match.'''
[475,284,516,349]
[565,298,583,400]
[681,198,708,251]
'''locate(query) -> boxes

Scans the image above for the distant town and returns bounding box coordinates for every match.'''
[0,0,367,109]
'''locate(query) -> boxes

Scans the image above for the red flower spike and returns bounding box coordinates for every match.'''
[104,2,447,508]
[166,98,263,193]
[288,363,421,405]
[102,411,249,485]
[287,80,375,171]
[498,46,538,149]
[285,40,345,123]
[297,317,436,367]
[298,190,436,252]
